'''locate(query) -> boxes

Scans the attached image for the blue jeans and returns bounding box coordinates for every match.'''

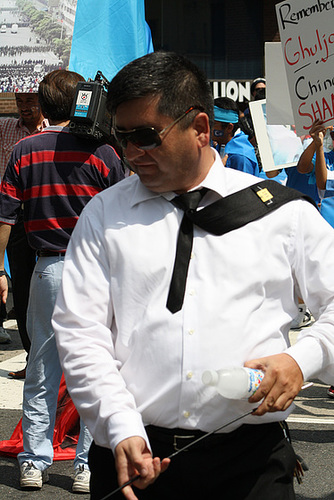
[17,255,92,471]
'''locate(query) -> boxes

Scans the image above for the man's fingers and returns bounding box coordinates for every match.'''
[122,483,139,500]
[253,392,295,416]
[160,457,170,474]
[250,375,298,415]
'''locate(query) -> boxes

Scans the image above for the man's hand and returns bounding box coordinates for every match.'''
[244,353,303,416]
[0,223,11,304]
[115,436,170,500]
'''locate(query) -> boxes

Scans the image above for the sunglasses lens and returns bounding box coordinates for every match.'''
[115,128,161,150]
[130,128,161,150]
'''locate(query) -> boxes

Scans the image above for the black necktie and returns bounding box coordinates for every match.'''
[166,180,314,313]
[167,189,208,313]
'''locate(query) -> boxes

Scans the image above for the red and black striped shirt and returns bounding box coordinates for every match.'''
[0,126,124,251]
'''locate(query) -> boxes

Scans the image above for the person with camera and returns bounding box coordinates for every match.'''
[0,69,124,493]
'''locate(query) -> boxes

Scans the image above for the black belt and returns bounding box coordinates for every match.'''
[36,249,66,257]
[145,422,282,452]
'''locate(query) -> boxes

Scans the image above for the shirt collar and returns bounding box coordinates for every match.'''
[42,125,69,133]
[129,147,227,208]
[16,116,30,134]
[16,116,49,134]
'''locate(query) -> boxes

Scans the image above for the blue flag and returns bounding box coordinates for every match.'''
[69,0,154,81]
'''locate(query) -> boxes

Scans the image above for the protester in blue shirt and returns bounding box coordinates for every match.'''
[297,118,334,199]
[297,118,334,399]
[212,97,260,177]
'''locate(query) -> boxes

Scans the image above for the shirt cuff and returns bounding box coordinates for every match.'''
[105,410,150,454]
[285,335,324,381]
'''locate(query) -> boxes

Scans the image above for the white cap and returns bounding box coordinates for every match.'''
[202,370,219,386]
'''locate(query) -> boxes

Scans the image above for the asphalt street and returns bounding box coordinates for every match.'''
[0,321,334,499]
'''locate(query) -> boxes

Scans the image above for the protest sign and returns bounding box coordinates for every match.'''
[250,99,303,172]
[265,42,295,125]
[276,0,334,135]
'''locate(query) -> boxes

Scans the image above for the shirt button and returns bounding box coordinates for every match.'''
[189,289,195,296]
[183,411,190,418]
[188,329,194,335]
[186,371,193,380]
[190,251,194,259]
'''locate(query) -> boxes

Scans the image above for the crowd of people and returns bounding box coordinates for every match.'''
[0,45,53,57]
[0,51,334,499]
[0,40,62,92]
[0,64,61,92]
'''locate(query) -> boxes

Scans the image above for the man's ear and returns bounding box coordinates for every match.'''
[193,112,211,147]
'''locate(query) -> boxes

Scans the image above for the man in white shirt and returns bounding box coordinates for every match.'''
[53,52,334,500]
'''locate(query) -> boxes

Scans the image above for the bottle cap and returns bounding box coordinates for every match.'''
[202,370,219,386]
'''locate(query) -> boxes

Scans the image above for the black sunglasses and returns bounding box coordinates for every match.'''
[112,106,202,150]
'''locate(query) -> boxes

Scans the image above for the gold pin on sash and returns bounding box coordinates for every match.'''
[256,188,273,203]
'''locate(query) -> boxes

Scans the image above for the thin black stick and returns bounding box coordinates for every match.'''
[101,407,256,499]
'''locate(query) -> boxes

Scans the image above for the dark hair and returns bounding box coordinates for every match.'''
[214,96,239,134]
[107,51,214,128]
[38,69,85,121]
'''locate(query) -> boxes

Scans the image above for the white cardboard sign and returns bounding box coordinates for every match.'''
[265,42,295,125]
[276,0,334,136]
[250,99,304,172]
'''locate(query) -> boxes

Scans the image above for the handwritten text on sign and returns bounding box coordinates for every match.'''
[276,0,334,135]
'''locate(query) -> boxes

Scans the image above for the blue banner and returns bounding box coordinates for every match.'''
[69,0,153,81]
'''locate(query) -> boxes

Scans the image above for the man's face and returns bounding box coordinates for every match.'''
[212,121,229,146]
[15,93,42,127]
[115,96,209,193]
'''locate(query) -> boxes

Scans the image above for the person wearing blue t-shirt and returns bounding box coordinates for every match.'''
[212,97,260,177]
[297,118,334,399]
[297,118,334,199]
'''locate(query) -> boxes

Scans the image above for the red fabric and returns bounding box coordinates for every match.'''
[0,375,80,460]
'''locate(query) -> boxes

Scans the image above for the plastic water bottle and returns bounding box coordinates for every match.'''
[202,367,264,400]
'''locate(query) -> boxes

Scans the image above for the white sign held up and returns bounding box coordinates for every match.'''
[276,0,334,136]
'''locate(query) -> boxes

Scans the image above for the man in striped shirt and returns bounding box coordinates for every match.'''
[0,69,124,493]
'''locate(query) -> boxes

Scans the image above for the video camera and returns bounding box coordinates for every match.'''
[69,71,112,142]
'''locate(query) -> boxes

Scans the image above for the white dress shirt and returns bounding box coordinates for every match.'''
[53,149,334,453]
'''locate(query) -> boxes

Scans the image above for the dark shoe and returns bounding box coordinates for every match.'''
[8,367,26,379]
[0,326,11,343]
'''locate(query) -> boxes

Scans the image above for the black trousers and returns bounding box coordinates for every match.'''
[6,217,36,355]
[88,422,297,500]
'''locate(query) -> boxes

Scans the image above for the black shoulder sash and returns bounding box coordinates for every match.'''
[191,180,317,236]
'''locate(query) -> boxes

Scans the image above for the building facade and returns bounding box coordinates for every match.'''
[145,0,280,102]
